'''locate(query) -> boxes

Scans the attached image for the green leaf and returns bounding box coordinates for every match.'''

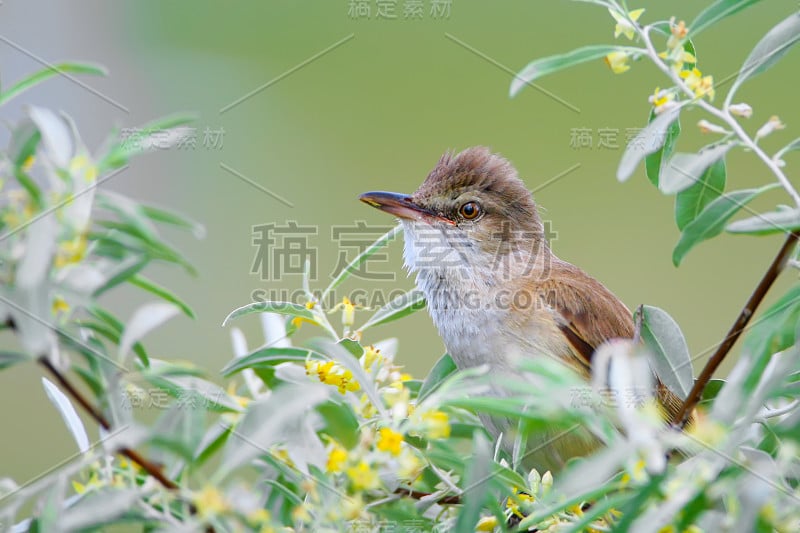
[0,351,31,370]
[510,46,642,98]
[730,12,800,98]
[454,431,492,532]
[221,347,325,377]
[776,137,800,161]
[644,108,681,187]
[222,300,318,327]
[675,157,726,230]
[92,257,149,297]
[672,184,777,266]
[129,274,195,319]
[639,305,693,399]
[659,143,734,195]
[119,302,180,364]
[358,290,426,331]
[317,400,360,449]
[321,224,401,300]
[698,378,726,408]
[418,353,457,402]
[743,284,800,361]
[726,207,800,235]
[140,204,205,238]
[97,113,196,171]
[0,62,107,106]
[617,105,682,182]
[690,0,764,38]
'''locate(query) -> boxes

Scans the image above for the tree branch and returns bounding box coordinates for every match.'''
[672,230,800,428]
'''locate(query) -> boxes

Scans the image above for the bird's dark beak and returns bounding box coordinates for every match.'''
[359,191,454,225]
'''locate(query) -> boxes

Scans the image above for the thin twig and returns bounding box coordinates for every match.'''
[672,231,800,428]
[38,357,178,490]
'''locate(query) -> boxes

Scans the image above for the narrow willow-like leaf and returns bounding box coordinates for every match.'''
[673,184,777,266]
[675,158,726,231]
[129,274,195,319]
[358,289,425,331]
[730,12,800,98]
[454,431,492,532]
[222,300,317,327]
[418,353,457,402]
[743,284,800,362]
[321,224,401,301]
[119,302,180,363]
[726,207,800,235]
[0,351,31,370]
[639,305,693,399]
[510,45,641,97]
[659,143,733,195]
[690,0,764,38]
[775,137,800,161]
[92,257,149,297]
[617,105,682,182]
[42,377,90,453]
[645,108,681,187]
[0,62,107,106]
[98,113,196,171]
[221,347,325,377]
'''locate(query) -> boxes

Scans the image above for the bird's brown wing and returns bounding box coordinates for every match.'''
[537,260,683,419]
[537,260,634,368]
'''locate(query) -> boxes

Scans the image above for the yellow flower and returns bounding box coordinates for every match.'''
[340,297,355,328]
[476,516,499,531]
[649,87,675,112]
[679,68,714,101]
[291,301,316,329]
[604,51,631,74]
[361,345,382,371]
[376,427,403,456]
[22,155,35,172]
[54,234,88,269]
[305,360,360,394]
[326,442,348,472]
[346,460,380,491]
[667,19,688,50]
[341,493,365,521]
[608,7,645,40]
[420,410,451,439]
[52,296,70,315]
[193,485,229,519]
[69,154,98,182]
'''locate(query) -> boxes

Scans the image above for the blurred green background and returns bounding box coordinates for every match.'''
[1,0,798,492]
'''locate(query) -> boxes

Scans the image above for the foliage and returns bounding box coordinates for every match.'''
[1,2,800,532]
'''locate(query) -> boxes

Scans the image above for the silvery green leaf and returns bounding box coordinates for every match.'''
[645,108,681,187]
[42,377,90,453]
[28,106,74,168]
[260,312,291,348]
[659,144,734,195]
[510,45,642,98]
[639,305,693,399]
[222,300,317,327]
[454,431,491,532]
[57,263,108,295]
[119,302,180,362]
[17,212,57,289]
[726,207,800,235]
[0,62,106,106]
[38,474,65,532]
[730,13,800,98]
[418,353,457,402]
[690,0,764,37]
[216,383,330,477]
[617,105,682,182]
[358,289,425,330]
[321,224,401,300]
[775,137,800,160]
[60,489,141,531]
[0,351,31,370]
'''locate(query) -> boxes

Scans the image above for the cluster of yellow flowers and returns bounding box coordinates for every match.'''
[602,8,715,114]
[304,359,361,394]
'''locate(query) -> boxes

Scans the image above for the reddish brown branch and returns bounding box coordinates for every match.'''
[672,230,800,428]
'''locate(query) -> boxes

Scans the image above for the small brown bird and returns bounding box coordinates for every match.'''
[360,146,682,471]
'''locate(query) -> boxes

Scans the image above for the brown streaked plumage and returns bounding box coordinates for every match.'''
[360,146,683,471]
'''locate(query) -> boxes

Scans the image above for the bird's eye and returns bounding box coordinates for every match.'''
[459,201,481,220]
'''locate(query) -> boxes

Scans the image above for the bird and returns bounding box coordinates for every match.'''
[359,146,683,472]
